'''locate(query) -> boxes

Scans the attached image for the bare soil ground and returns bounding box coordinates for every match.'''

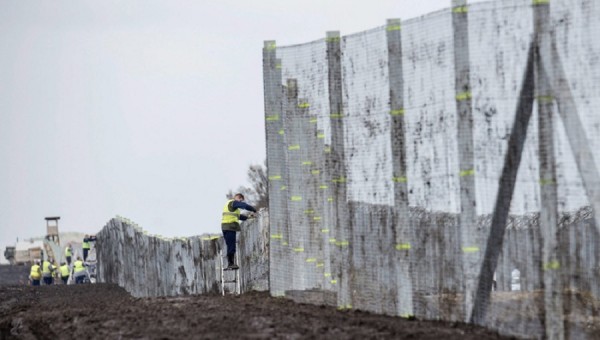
[0,283,513,339]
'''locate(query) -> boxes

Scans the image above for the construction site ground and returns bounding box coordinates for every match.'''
[0,280,512,339]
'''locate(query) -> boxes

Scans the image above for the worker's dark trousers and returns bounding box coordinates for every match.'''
[31,280,40,286]
[43,276,53,285]
[222,230,236,257]
[66,256,71,265]
[83,249,89,261]
[62,276,69,284]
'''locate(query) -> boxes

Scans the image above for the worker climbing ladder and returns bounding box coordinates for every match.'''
[219,248,240,295]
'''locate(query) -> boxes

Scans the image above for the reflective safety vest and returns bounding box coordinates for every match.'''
[82,240,90,250]
[65,247,72,257]
[42,261,54,274]
[221,199,240,224]
[73,260,86,273]
[30,265,41,280]
[60,265,70,277]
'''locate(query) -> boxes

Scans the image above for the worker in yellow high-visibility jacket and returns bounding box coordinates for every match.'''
[29,260,42,286]
[72,257,87,284]
[59,262,70,284]
[41,259,56,285]
[64,244,72,265]
[221,193,257,270]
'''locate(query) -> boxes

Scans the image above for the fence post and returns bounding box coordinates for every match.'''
[533,1,565,339]
[326,31,352,310]
[263,41,288,296]
[451,0,480,322]
[386,18,414,318]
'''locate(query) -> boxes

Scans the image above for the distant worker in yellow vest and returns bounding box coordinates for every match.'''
[72,257,87,284]
[41,259,56,285]
[29,260,42,286]
[221,193,257,270]
[59,262,70,284]
[82,235,96,261]
[64,244,72,265]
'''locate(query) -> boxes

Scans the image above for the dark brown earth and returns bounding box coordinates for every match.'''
[0,282,514,340]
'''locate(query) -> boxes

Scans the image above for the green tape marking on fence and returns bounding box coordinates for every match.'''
[321,229,330,233]
[453,5,468,13]
[316,262,324,268]
[330,279,337,284]
[332,177,347,183]
[319,185,329,189]
[539,178,556,186]
[269,175,282,181]
[329,238,336,243]
[313,216,322,221]
[275,63,282,69]
[317,133,325,139]
[311,170,320,175]
[266,114,280,121]
[278,129,284,135]
[327,197,334,202]
[293,247,304,252]
[390,109,405,116]
[396,243,411,250]
[271,234,283,239]
[393,176,407,183]
[288,144,300,150]
[456,91,472,101]
[537,95,554,103]
[282,241,288,245]
[337,304,352,310]
[336,240,350,247]
[326,36,340,43]
[265,42,276,50]
[544,260,560,270]
[330,113,344,118]
[400,314,415,319]
[462,246,480,253]
[291,196,302,201]
[533,0,549,5]
[309,118,318,123]
[302,161,313,166]
[298,102,310,108]
[324,273,332,277]
[460,169,475,177]
[386,24,401,31]
[306,258,317,263]
[324,147,331,153]
[304,209,315,214]
[280,185,287,191]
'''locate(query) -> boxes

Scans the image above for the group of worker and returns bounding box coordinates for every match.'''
[28,235,96,286]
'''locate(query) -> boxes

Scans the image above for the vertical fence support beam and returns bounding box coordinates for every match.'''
[451,0,479,322]
[284,79,307,291]
[386,18,414,318]
[263,41,287,296]
[326,31,352,310]
[298,100,316,289]
[533,1,565,339]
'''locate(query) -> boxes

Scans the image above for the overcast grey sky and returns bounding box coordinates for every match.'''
[0,0,483,261]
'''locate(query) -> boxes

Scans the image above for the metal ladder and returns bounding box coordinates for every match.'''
[219,248,240,296]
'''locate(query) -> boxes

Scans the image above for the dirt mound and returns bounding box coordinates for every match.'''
[0,284,512,339]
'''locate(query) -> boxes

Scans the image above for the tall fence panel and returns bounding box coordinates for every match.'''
[264,0,600,338]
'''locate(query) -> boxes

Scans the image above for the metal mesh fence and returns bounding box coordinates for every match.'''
[263,0,600,338]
